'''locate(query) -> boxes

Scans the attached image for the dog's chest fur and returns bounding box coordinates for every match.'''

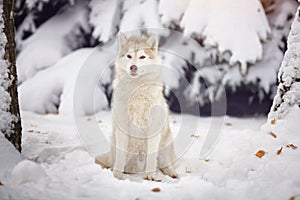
[113,79,164,127]
[127,84,161,127]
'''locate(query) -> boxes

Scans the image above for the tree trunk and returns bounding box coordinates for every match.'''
[268,5,300,121]
[1,0,22,152]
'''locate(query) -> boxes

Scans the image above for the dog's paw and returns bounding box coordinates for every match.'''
[144,172,155,181]
[161,166,178,179]
[113,169,124,180]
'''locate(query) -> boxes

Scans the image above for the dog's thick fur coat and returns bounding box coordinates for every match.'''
[95,33,177,180]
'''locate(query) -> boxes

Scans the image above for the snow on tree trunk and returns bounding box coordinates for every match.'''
[268,5,300,120]
[0,0,22,152]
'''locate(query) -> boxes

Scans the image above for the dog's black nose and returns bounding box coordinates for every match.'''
[130,65,137,72]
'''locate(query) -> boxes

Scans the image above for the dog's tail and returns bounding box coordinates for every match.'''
[95,152,112,168]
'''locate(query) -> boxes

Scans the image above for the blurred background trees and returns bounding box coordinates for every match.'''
[14,0,299,116]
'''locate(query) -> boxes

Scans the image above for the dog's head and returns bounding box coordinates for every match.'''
[116,32,161,79]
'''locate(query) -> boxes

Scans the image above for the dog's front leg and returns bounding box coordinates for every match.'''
[113,129,128,179]
[144,134,161,180]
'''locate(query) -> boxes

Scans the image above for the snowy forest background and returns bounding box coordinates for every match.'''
[15,0,299,116]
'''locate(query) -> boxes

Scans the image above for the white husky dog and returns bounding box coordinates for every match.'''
[96,32,177,180]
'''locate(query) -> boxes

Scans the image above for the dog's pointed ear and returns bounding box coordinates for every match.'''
[118,32,127,46]
[147,35,158,50]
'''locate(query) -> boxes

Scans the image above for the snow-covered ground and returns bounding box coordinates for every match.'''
[0,110,299,200]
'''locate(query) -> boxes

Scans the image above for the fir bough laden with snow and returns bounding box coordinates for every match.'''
[269,5,300,120]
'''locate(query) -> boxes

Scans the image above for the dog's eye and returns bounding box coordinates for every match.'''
[126,55,132,59]
[139,55,146,59]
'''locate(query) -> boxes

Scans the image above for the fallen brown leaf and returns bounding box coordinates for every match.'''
[191,134,200,138]
[204,159,210,162]
[271,119,276,125]
[225,122,232,126]
[255,150,266,158]
[268,132,277,138]
[151,187,161,192]
[154,179,162,182]
[46,112,58,115]
[289,194,300,200]
[185,167,191,173]
[287,144,298,150]
[277,147,283,155]
[28,130,34,133]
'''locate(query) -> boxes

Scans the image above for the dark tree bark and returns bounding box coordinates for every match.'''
[2,0,22,152]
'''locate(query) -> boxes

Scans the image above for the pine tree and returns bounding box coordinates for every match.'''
[0,0,22,152]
